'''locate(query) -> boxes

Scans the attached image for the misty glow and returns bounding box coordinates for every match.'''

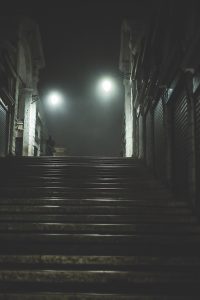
[101,79,112,92]
[99,78,114,94]
[47,91,63,106]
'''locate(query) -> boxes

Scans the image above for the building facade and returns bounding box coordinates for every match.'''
[119,1,200,209]
[0,17,46,157]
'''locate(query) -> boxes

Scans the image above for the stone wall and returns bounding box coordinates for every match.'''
[0,17,45,156]
[119,2,200,210]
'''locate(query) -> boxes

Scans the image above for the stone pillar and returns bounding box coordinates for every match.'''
[124,79,133,157]
[21,88,35,156]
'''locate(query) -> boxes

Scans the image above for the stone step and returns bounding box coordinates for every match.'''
[4,174,151,181]
[1,234,200,256]
[0,294,198,300]
[1,156,199,298]
[0,214,197,224]
[0,165,145,172]
[1,222,199,234]
[0,166,145,173]
[1,233,200,247]
[0,181,166,189]
[0,156,140,162]
[0,188,176,198]
[0,268,200,282]
[0,169,152,179]
[1,255,200,269]
[0,185,169,192]
[0,163,144,169]
[0,205,191,215]
[0,198,186,207]
[0,269,200,295]
[0,192,175,201]
[2,177,157,182]
[0,162,143,168]
[0,244,199,256]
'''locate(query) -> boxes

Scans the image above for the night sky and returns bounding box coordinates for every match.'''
[9,1,150,156]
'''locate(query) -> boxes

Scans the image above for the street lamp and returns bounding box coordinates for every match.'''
[99,77,114,94]
[47,91,63,107]
[101,78,113,93]
[97,77,116,100]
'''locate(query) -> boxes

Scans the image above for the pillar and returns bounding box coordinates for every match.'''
[21,88,36,156]
[124,79,133,157]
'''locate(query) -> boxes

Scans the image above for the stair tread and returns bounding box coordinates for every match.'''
[0,222,199,233]
[1,269,200,281]
[0,157,200,297]
[0,255,200,266]
[0,294,198,300]
[0,214,196,222]
[0,206,191,215]
[0,198,187,207]
[1,233,200,244]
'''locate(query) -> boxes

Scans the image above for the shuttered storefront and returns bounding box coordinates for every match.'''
[145,109,153,167]
[0,101,8,156]
[173,94,189,197]
[154,99,166,180]
[196,94,200,204]
[135,116,139,157]
[138,114,143,159]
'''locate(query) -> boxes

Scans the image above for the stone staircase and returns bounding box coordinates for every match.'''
[0,157,200,299]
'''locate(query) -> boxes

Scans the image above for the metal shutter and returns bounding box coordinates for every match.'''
[173,94,189,197]
[146,109,153,167]
[154,99,166,180]
[196,95,200,203]
[138,114,143,158]
[135,116,139,157]
[0,103,8,156]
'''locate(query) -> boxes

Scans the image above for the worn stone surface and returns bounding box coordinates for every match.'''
[0,157,200,297]
[1,222,200,234]
[1,294,196,300]
[0,255,200,267]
